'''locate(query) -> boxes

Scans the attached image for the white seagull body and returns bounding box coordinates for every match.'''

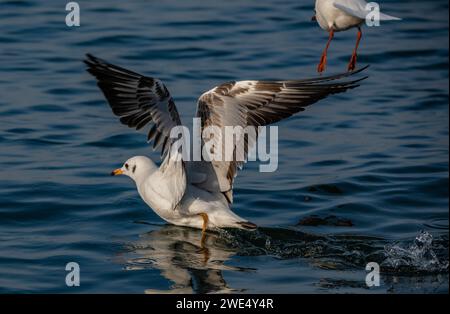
[85,54,367,233]
[313,0,401,72]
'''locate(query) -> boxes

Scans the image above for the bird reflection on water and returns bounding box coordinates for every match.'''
[117,224,333,293]
[119,225,253,293]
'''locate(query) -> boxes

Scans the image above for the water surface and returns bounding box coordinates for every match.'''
[0,0,448,293]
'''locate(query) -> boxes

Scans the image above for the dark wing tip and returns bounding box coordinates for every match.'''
[322,64,369,81]
[351,75,369,85]
[83,54,104,74]
[293,64,370,85]
[349,64,370,75]
[84,53,101,64]
[84,53,97,65]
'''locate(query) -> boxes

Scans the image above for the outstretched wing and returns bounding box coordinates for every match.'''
[190,67,368,203]
[84,54,182,158]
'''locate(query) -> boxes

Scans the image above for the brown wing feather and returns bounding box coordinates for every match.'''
[190,68,368,203]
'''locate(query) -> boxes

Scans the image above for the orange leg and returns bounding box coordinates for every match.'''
[317,29,334,73]
[348,27,362,72]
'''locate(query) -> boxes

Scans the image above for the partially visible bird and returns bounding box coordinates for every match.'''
[312,0,401,73]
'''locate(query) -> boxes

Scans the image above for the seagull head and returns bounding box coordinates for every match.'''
[111,156,156,182]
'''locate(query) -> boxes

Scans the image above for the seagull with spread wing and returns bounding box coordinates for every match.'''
[312,0,401,73]
[84,54,367,237]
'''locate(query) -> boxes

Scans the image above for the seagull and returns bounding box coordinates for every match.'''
[312,0,401,73]
[84,54,367,238]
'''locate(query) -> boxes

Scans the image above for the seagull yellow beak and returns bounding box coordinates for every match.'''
[111,168,123,176]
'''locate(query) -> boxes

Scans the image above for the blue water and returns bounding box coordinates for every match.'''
[0,0,448,293]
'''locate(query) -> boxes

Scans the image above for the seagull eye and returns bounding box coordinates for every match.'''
[125,163,129,170]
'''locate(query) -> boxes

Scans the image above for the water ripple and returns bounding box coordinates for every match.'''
[0,0,447,293]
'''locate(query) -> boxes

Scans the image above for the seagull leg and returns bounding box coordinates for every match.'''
[199,213,209,246]
[318,29,334,73]
[348,27,362,72]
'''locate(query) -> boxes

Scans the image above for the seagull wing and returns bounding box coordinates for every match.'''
[190,67,368,203]
[333,0,368,19]
[84,54,182,159]
[333,0,401,20]
[378,12,402,21]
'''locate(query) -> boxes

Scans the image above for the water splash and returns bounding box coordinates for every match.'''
[217,228,448,275]
[382,231,449,273]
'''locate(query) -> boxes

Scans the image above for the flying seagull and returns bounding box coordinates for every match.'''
[84,54,367,237]
[312,0,401,72]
